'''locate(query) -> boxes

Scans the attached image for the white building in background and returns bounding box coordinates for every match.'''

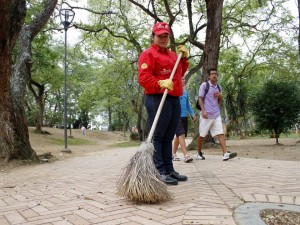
[89,111,109,131]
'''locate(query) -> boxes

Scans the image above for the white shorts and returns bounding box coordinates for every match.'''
[199,115,224,137]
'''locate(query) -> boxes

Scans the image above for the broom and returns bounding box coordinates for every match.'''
[116,53,183,203]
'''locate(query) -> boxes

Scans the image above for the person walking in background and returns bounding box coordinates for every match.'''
[196,68,237,161]
[138,21,189,185]
[173,77,196,163]
[81,125,86,135]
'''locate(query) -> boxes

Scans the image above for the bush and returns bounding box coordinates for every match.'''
[252,81,300,144]
[130,133,139,141]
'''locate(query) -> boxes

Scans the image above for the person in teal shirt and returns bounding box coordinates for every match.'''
[173,78,196,163]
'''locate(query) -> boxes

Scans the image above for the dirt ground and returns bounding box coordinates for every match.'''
[1,127,299,225]
[199,136,300,162]
[0,127,129,172]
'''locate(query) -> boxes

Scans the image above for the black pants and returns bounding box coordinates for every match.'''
[145,94,181,175]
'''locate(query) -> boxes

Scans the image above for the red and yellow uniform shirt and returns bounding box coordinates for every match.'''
[138,44,189,97]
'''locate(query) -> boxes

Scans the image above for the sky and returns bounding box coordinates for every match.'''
[61,0,299,45]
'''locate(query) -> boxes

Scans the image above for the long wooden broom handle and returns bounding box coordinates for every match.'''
[146,52,183,143]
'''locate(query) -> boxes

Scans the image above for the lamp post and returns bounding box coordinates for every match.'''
[60,7,75,153]
[67,69,73,138]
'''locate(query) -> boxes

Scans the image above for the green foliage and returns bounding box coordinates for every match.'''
[22,0,299,136]
[26,108,38,126]
[252,80,300,142]
[218,0,298,135]
[218,47,252,128]
[44,111,62,127]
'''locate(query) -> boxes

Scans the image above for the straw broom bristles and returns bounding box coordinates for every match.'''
[116,142,173,203]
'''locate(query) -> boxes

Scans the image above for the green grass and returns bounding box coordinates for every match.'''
[49,137,94,145]
[109,141,141,148]
[227,132,299,140]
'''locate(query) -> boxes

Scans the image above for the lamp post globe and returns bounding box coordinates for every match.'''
[59,7,75,153]
[60,8,75,31]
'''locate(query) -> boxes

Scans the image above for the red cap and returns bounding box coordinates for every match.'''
[152,22,171,35]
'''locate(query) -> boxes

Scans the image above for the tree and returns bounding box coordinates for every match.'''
[69,0,211,140]
[0,1,30,162]
[29,29,61,131]
[0,0,57,162]
[252,80,300,144]
[12,0,57,134]
[298,0,300,58]
[202,0,224,75]
[215,0,296,137]
[187,0,224,149]
[64,0,296,142]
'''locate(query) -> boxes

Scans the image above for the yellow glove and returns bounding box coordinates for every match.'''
[177,45,188,58]
[158,79,174,90]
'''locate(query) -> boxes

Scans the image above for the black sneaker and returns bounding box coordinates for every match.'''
[196,151,205,160]
[169,171,188,181]
[160,174,178,185]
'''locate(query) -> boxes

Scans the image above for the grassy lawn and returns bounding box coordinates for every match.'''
[222,130,299,140]
[109,141,141,148]
[49,137,94,145]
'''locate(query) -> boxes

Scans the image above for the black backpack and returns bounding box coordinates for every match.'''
[196,81,221,110]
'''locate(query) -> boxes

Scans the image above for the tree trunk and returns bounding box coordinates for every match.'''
[202,0,224,77]
[29,80,45,132]
[188,0,224,150]
[298,0,300,59]
[0,0,57,162]
[0,1,37,162]
[187,119,200,150]
[138,95,146,141]
[37,94,45,131]
[137,103,143,141]
[108,104,113,131]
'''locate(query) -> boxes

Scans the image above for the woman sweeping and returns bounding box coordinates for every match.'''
[138,22,189,185]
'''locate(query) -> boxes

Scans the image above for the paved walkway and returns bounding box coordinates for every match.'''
[0,147,299,225]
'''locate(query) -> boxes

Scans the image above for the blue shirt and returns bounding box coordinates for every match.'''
[179,90,195,118]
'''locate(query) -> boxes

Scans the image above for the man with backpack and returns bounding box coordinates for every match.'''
[196,68,237,161]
